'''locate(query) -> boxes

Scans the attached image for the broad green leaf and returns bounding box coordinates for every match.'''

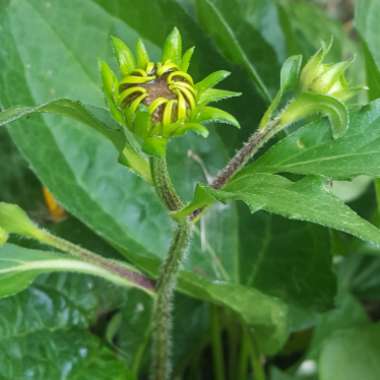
[0,0,287,352]
[0,243,153,298]
[0,328,128,379]
[195,0,277,102]
[192,174,380,247]
[308,294,368,358]
[319,323,380,380]
[238,210,336,311]
[361,41,380,101]
[355,0,380,70]
[248,101,380,179]
[354,0,380,100]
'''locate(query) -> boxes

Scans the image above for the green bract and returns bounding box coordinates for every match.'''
[262,40,364,140]
[100,28,240,157]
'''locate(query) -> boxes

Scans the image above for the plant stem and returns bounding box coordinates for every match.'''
[238,330,250,380]
[38,230,155,293]
[150,156,193,380]
[151,220,192,380]
[211,305,225,380]
[150,156,183,210]
[247,330,266,380]
[211,118,281,190]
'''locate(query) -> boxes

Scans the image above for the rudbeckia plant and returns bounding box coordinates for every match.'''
[1,6,378,380]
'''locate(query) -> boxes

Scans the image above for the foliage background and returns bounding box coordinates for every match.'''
[1,0,380,379]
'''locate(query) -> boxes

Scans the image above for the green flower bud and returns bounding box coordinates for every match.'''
[265,40,366,140]
[299,40,357,101]
[101,28,241,156]
[0,202,45,240]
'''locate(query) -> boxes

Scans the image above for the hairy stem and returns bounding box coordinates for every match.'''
[39,231,155,293]
[150,156,192,380]
[150,156,183,210]
[151,220,192,380]
[211,118,281,189]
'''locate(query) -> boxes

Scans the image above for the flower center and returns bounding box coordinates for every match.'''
[118,62,196,125]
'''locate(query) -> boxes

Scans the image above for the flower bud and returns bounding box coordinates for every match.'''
[0,202,45,240]
[101,28,241,156]
[300,40,356,101]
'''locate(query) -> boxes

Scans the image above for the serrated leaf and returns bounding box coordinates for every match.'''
[198,88,241,105]
[185,174,380,247]
[249,100,380,179]
[193,106,240,127]
[195,70,231,93]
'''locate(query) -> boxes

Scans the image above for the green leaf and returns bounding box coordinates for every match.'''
[195,0,278,102]
[319,323,380,380]
[282,92,349,140]
[161,27,182,66]
[0,243,153,298]
[0,98,124,151]
[111,35,136,76]
[361,41,380,101]
[280,55,303,93]
[0,202,43,240]
[249,101,380,179]
[355,0,380,71]
[0,328,128,379]
[308,294,368,358]
[198,88,241,105]
[191,174,380,247]
[181,46,195,72]
[195,70,231,93]
[136,38,150,69]
[193,106,240,127]
[238,211,336,311]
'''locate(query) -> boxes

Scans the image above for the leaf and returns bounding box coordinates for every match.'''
[189,174,380,247]
[319,323,380,380]
[193,106,240,127]
[248,100,380,179]
[355,0,380,70]
[238,210,336,311]
[0,98,124,151]
[0,243,153,298]
[195,0,277,102]
[111,36,136,76]
[161,27,183,66]
[0,328,128,379]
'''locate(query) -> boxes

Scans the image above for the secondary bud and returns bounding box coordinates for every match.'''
[299,40,357,101]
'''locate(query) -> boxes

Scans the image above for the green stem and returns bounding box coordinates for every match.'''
[238,330,250,380]
[150,156,183,211]
[38,230,155,294]
[151,220,192,380]
[211,117,282,190]
[211,305,225,380]
[247,330,266,380]
[150,156,193,380]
